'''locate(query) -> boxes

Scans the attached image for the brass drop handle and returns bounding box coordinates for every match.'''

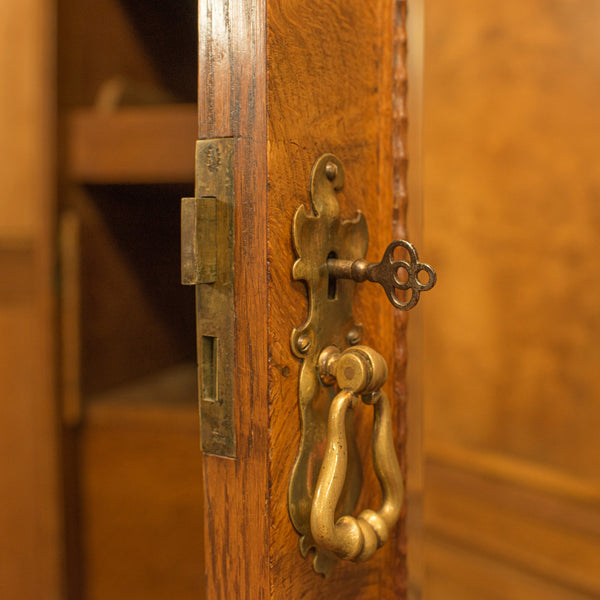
[327,239,436,311]
[311,346,403,562]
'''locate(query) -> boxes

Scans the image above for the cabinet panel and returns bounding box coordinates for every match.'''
[423,1,600,597]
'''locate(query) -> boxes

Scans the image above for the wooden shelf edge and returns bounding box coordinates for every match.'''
[67,104,198,184]
[85,363,199,431]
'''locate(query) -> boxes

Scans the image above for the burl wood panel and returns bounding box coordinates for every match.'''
[423,0,600,483]
[198,0,410,598]
[422,1,600,598]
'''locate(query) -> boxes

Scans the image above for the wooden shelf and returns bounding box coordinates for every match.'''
[67,104,197,184]
[85,363,198,431]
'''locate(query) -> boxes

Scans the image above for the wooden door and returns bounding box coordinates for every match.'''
[0,1,420,597]
[197,0,418,598]
[421,2,600,598]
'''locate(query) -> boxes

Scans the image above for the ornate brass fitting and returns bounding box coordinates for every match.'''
[311,346,402,563]
[288,154,436,576]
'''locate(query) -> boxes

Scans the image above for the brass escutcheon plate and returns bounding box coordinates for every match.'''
[288,154,369,576]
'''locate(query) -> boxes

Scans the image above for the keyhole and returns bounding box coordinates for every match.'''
[327,251,338,299]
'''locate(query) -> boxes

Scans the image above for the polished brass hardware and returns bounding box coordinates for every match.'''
[288,153,436,576]
[311,346,402,562]
[288,154,366,577]
[181,138,236,458]
[181,197,217,284]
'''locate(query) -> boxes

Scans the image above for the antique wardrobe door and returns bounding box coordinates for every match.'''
[194,1,429,597]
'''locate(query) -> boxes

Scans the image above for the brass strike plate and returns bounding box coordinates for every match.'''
[182,138,236,458]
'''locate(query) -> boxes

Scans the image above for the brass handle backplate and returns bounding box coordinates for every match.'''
[288,154,436,576]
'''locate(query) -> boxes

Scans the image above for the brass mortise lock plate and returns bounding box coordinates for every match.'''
[288,154,436,576]
[181,138,236,458]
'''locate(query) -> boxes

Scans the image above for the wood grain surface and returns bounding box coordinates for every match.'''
[55,1,203,597]
[199,0,410,597]
[423,0,600,479]
[74,184,196,395]
[405,2,426,597]
[67,105,197,183]
[58,0,197,107]
[198,1,270,598]
[0,0,63,598]
[267,0,407,597]
[422,1,600,597]
[426,444,600,596]
[80,403,204,600]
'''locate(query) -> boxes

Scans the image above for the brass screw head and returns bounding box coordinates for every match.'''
[346,328,362,345]
[325,162,338,181]
[297,334,311,353]
[318,346,341,386]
